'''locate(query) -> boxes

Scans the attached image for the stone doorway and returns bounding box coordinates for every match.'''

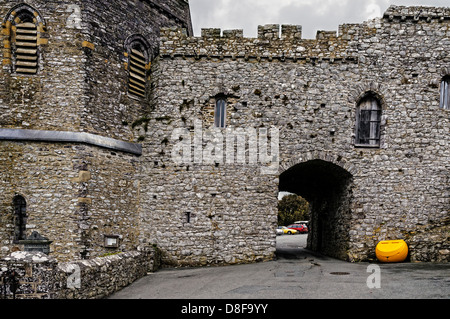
[279,159,354,260]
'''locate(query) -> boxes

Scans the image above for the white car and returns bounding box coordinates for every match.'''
[276,226,298,235]
[276,226,284,236]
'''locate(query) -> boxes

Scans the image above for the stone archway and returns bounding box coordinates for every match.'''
[279,159,354,260]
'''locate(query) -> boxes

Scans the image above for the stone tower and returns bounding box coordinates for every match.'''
[0,0,192,261]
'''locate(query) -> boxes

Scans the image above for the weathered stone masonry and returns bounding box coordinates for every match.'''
[0,248,160,299]
[0,0,192,262]
[146,5,449,265]
[0,0,448,284]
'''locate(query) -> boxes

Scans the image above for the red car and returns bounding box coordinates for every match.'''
[287,224,308,234]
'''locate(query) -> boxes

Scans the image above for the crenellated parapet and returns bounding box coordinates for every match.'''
[160,5,449,64]
[383,5,450,21]
[160,24,359,63]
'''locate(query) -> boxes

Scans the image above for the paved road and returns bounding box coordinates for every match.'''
[109,234,449,299]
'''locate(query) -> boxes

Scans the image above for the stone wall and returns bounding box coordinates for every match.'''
[0,1,448,268]
[79,0,192,141]
[0,0,192,261]
[139,5,449,264]
[0,251,58,299]
[0,247,160,299]
[0,142,141,261]
[0,0,85,133]
[0,0,192,142]
[55,246,160,299]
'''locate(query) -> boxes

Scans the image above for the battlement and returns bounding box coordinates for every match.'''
[383,5,450,21]
[160,5,449,63]
[160,24,357,63]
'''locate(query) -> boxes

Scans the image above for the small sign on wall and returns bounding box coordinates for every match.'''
[104,235,120,248]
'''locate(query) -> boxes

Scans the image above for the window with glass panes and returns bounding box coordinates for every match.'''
[215,98,226,128]
[356,95,382,147]
[440,76,450,110]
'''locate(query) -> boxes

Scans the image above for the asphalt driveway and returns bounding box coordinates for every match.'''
[109,234,449,299]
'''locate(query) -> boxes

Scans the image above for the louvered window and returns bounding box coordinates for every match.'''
[13,22,38,74]
[128,48,147,98]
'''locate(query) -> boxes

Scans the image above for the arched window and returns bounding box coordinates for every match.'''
[13,195,27,242]
[214,98,226,128]
[4,4,44,75]
[440,76,450,110]
[355,94,382,147]
[125,35,150,98]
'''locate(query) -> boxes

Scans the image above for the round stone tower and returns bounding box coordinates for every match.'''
[0,0,192,261]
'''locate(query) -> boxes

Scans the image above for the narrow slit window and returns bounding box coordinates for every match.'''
[440,76,450,110]
[185,212,191,224]
[128,48,147,98]
[215,99,226,128]
[356,95,382,147]
[13,195,27,242]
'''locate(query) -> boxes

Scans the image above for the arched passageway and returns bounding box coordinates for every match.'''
[279,160,354,260]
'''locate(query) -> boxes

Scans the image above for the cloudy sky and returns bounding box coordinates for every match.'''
[189,0,448,39]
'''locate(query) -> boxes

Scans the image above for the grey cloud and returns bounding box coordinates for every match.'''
[189,0,448,38]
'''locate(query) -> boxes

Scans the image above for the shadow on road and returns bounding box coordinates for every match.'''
[275,234,326,260]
